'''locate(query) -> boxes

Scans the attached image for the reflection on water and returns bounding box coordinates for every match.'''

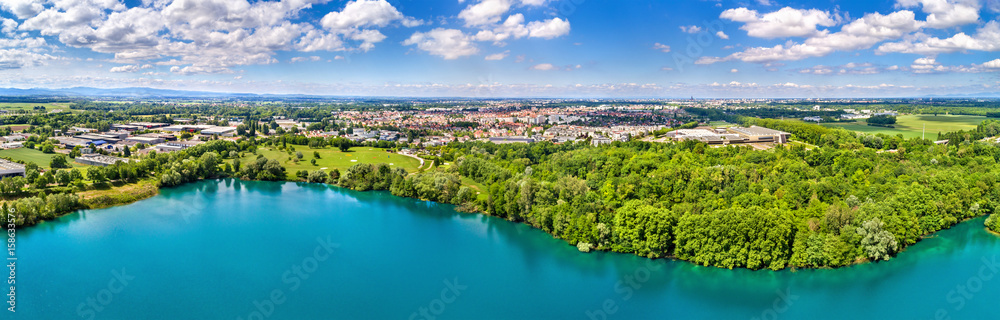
[14,179,1000,320]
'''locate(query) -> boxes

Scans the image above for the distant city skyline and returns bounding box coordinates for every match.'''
[0,0,998,97]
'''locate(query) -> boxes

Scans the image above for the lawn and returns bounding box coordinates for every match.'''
[0,147,86,169]
[237,146,422,178]
[822,114,987,139]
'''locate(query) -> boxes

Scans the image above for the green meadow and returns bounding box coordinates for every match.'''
[0,147,86,169]
[822,114,987,139]
[238,146,422,179]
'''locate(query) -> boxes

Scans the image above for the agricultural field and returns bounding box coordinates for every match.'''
[822,114,987,139]
[0,147,86,169]
[0,102,72,112]
[237,146,422,179]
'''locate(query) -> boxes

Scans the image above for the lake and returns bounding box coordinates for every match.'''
[13,179,1000,319]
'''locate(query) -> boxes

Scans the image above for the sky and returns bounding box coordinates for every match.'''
[0,0,998,98]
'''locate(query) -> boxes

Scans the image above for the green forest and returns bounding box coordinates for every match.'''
[334,119,1000,270]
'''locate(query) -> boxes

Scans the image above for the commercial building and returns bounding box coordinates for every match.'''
[154,140,204,153]
[75,154,129,167]
[125,136,165,145]
[667,126,791,145]
[0,159,25,179]
[729,126,791,144]
[200,126,238,136]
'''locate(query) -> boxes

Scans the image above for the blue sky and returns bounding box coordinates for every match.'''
[0,0,998,97]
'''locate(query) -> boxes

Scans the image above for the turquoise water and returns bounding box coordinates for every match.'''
[12,179,1000,319]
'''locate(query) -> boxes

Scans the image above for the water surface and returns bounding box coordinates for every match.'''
[14,179,1000,319]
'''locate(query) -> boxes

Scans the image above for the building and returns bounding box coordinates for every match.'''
[200,126,238,137]
[75,154,129,167]
[803,116,823,122]
[154,140,204,153]
[53,136,92,148]
[729,126,791,144]
[128,122,169,129]
[489,136,535,144]
[0,159,25,179]
[125,136,165,145]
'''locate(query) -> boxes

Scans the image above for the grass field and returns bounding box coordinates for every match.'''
[822,114,987,139]
[238,146,422,178]
[0,147,86,169]
[0,102,71,112]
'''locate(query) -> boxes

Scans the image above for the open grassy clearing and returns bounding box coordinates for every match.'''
[822,114,987,139]
[0,147,87,169]
[236,146,421,179]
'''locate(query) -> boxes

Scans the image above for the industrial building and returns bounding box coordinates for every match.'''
[0,159,25,179]
[667,126,791,145]
[75,154,129,167]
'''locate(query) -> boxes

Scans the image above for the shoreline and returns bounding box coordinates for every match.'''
[30,178,999,272]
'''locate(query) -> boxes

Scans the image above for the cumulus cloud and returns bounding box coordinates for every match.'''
[720,7,839,38]
[0,0,421,74]
[896,0,980,28]
[716,31,729,39]
[402,28,479,59]
[458,0,512,26]
[527,17,569,39]
[877,21,1000,55]
[701,10,922,64]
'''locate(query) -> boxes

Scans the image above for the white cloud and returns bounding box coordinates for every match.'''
[0,48,56,69]
[983,58,1000,68]
[290,56,322,63]
[716,31,729,39]
[530,63,556,71]
[730,68,739,73]
[877,21,1000,55]
[0,0,44,20]
[484,51,509,60]
[320,0,421,31]
[403,28,479,59]
[458,0,512,26]
[702,10,922,64]
[527,17,570,39]
[653,42,671,53]
[896,0,980,28]
[110,64,153,73]
[720,7,839,38]
[679,25,702,34]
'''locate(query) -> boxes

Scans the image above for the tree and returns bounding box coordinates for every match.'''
[87,166,107,184]
[857,218,898,261]
[50,155,70,169]
[55,170,71,186]
[313,151,321,159]
[296,151,303,159]
[296,170,308,180]
[307,170,328,183]
[987,214,999,233]
[310,159,317,166]
[69,168,83,182]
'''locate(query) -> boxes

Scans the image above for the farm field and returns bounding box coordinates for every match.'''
[0,147,86,169]
[237,146,422,179]
[822,114,987,139]
[0,102,72,112]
